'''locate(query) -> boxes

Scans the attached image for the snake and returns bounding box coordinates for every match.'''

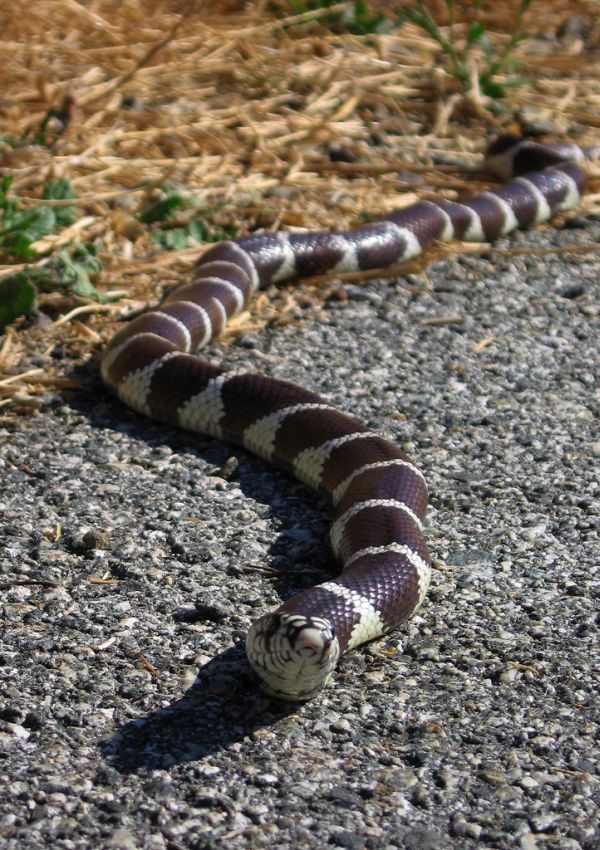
[101,137,596,701]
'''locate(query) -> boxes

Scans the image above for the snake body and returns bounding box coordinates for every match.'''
[102,138,594,700]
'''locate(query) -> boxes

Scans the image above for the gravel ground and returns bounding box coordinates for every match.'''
[1,217,599,850]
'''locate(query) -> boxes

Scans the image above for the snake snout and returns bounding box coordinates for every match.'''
[246,612,341,701]
[294,620,335,656]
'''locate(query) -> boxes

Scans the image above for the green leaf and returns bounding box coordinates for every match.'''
[0,242,112,323]
[0,176,78,259]
[187,219,209,242]
[150,210,213,249]
[57,244,106,300]
[0,175,14,205]
[151,226,190,250]
[41,178,76,201]
[466,22,486,45]
[42,178,78,227]
[28,243,111,302]
[0,176,79,260]
[480,79,506,99]
[0,273,37,330]
[0,206,58,258]
[139,193,186,224]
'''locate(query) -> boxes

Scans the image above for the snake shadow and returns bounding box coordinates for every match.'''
[100,648,301,772]
[72,353,335,600]
[67,357,334,769]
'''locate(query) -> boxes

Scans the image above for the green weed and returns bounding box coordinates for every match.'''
[139,186,235,251]
[0,243,115,331]
[401,0,532,99]
[0,176,77,260]
[0,273,37,332]
[0,177,113,331]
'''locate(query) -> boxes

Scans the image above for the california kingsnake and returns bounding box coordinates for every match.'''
[102,138,596,701]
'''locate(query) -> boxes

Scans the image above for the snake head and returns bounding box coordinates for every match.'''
[246,612,340,701]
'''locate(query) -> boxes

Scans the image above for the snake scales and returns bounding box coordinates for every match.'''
[102,137,595,700]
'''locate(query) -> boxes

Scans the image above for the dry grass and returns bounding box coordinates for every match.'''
[0,0,599,406]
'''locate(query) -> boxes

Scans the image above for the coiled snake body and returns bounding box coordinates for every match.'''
[102,138,595,700]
